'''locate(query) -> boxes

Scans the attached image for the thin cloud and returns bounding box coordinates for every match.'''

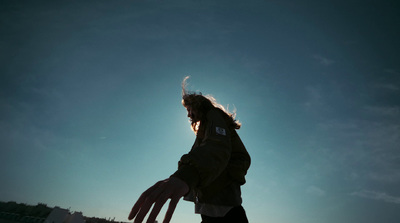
[384,69,400,75]
[351,190,400,204]
[373,83,399,91]
[306,186,326,196]
[303,86,323,110]
[310,117,400,186]
[313,54,335,66]
[368,171,400,184]
[364,106,400,118]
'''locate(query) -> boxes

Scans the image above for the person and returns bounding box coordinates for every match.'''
[128,77,251,223]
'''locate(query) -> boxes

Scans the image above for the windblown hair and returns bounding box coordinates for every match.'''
[181,76,241,133]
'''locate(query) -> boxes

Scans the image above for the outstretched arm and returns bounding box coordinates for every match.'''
[128,177,189,223]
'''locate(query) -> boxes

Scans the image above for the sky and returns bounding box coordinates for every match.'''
[1,0,399,222]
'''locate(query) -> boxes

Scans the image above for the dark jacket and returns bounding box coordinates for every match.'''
[172,108,251,206]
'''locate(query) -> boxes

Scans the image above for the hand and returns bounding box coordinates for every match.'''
[128,177,189,223]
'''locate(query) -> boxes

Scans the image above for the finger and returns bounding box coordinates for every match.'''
[134,185,167,223]
[146,195,169,223]
[133,198,154,223]
[128,196,145,220]
[162,197,180,223]
[129,191,151,220]
[128,181,164,220]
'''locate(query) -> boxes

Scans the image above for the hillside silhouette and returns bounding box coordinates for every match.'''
[0,201,123,223]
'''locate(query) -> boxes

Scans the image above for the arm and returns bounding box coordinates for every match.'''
[128,109,231,223]
[172,109,232,189]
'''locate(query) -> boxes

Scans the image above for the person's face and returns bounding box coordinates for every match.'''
[186,106,199,122]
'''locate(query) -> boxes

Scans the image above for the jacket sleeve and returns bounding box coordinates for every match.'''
[172,109,232,190]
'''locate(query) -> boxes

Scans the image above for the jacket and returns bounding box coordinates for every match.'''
[172,108,251,206]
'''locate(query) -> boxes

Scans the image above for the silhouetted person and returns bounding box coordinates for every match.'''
[128,77,251,223]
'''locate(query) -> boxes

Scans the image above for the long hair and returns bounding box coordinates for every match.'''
[181,76,241,133]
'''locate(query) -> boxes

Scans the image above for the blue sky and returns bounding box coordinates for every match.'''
[1,0,399,222]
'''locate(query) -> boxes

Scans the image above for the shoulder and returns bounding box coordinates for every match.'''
[205,108,230,136]
[206,108,226,121]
